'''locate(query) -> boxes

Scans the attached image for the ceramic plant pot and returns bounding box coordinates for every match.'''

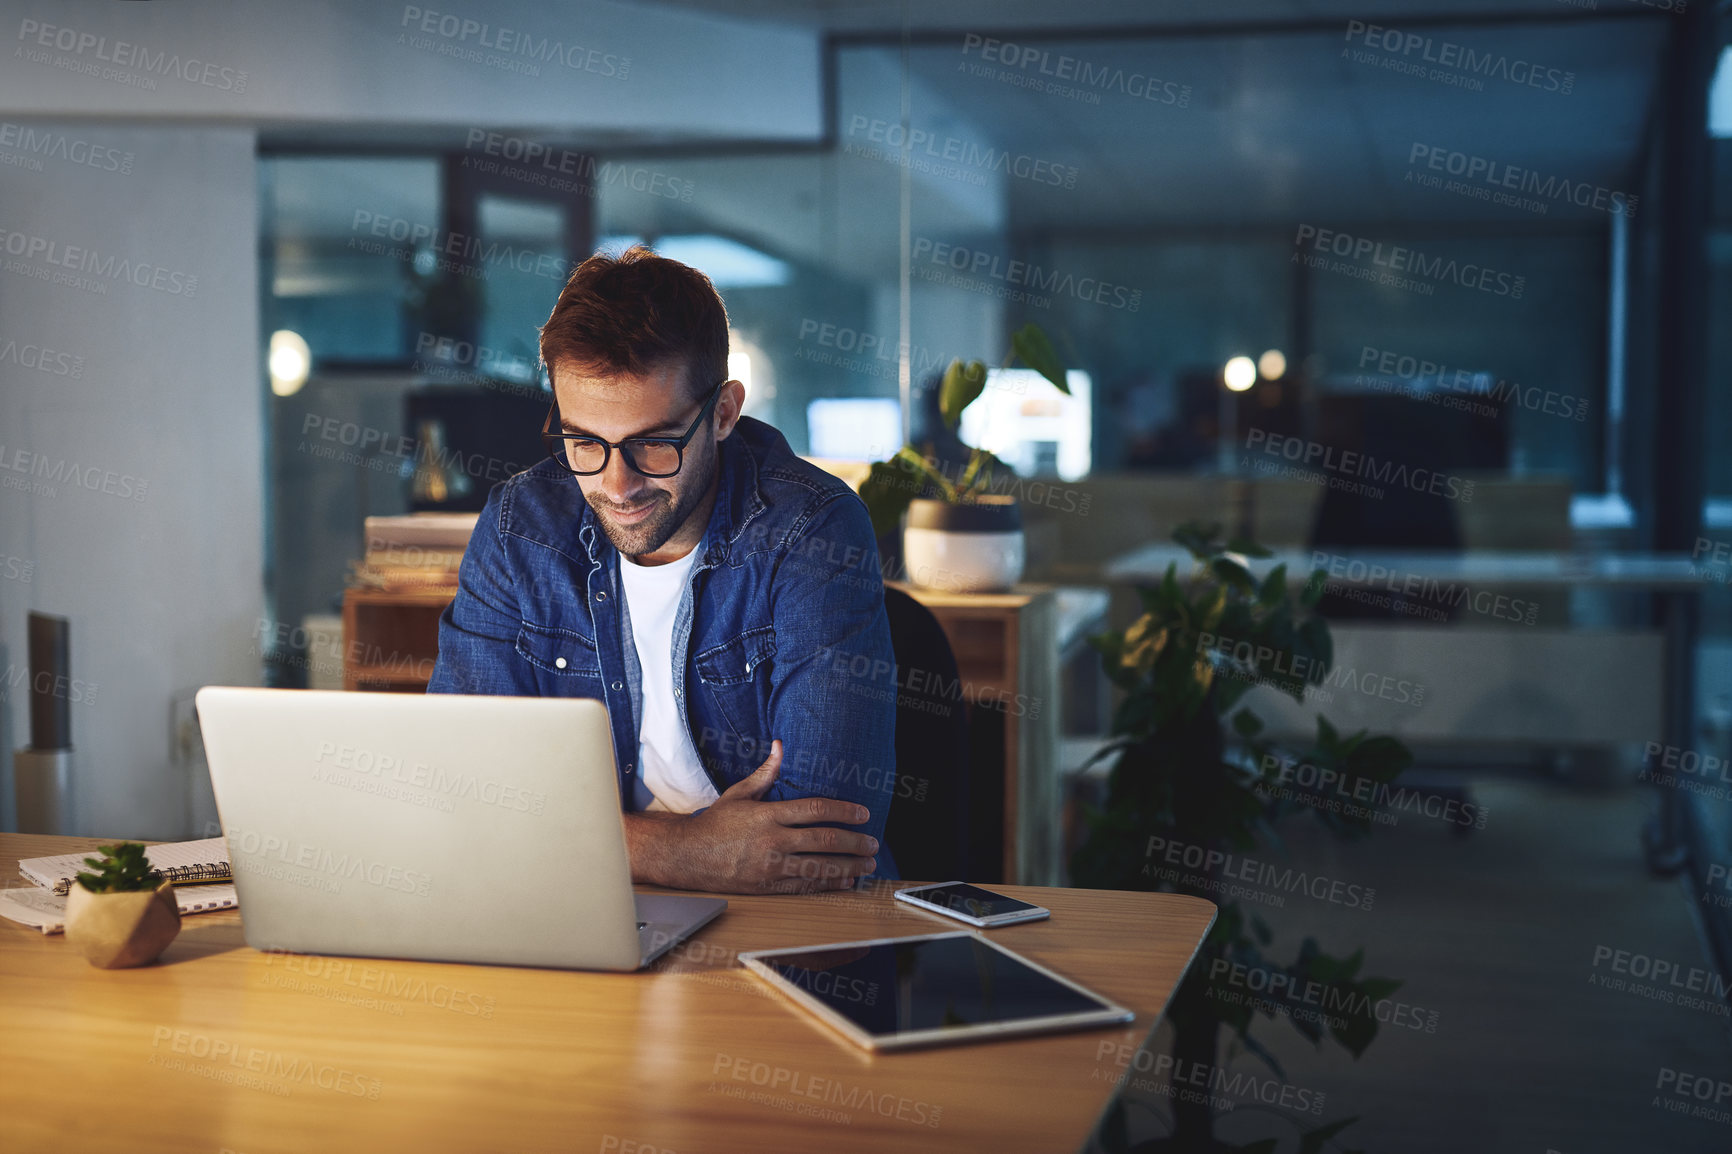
[902,496,1025,594]
[64,880,181,968]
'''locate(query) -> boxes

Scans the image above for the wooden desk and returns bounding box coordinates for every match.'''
[0,833,1213,1154]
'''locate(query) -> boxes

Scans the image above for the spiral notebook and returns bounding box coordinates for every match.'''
[18,837,232,896]
[0,880,237,934]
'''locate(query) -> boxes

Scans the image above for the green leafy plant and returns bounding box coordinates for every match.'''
[1075,522,1414,1154]
[856,322,1069,537]
[74,842,158,894]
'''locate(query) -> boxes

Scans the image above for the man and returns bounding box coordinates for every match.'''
[429,245,897,894]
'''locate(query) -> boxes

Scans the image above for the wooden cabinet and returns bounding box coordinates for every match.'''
[892,584,1061,887]
[341,586,452,692]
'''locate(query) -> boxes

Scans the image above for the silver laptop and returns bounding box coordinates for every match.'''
[194,686,724,971]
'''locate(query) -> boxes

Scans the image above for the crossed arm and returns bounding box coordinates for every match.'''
[623,740,880,894]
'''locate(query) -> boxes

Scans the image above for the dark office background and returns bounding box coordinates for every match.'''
[3,1,1732,1151]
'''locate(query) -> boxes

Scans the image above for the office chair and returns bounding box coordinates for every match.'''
[882,586,971,881]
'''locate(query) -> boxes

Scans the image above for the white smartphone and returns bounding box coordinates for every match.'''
[892,881,1051,928]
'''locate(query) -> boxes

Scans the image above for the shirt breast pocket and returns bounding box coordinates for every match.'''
[692,627,776,747]
[693,626,777,685]
[515,622,603,681]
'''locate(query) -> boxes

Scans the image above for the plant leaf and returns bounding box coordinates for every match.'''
[1210,557,1256,594]
[1173,521,1221,560]
[939,359,988,430]
[857,460,917,538]
[1257,563,1288,607]
[1009,323,1069,393]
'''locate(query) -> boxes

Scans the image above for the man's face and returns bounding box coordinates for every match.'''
[550,359,735,560]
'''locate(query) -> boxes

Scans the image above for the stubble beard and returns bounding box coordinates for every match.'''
[584,443,715,558]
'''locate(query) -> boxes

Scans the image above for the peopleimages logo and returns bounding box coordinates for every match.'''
[1655,1067,1732,1127]
[911,237,1141,311]
[1293,224,1524,299]
[0,664,97,708]
[1143,834,1376,910]
[1590,944,1732,1018]
[349,210,573,282]
[1094,1041,1326,1115]
[312,740,548,815]
[149,1027,382,1100]
[1342,20,1574,95]
[16,19,249,92]
[0,334,84,379]
[223,828,434,898]
[792,318,988,389]
[959,34,1191,108]
[260,950,497,1018]
[412,331,539,386]
[1197,628,1429,708]
[845,115,1079,189]
[1206,959,1441,1034]
[0,122,133,175]
[1407,143,1637,219]
[0,444,148,503]
[710,1053,943,1127]
[461,130,693,202]
[1259,753,1488,829]
[1357,344,1588,422]
[1244,428,1475,504]
[1310,548,1541,627]
[0,226,198,297]
[398,5,630,79]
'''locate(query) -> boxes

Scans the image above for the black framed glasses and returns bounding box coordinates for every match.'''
[541,382,725,478]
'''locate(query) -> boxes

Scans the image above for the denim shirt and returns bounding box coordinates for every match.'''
[427,416,899,878]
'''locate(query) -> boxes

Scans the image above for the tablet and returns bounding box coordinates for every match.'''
[737,931,1135,1051]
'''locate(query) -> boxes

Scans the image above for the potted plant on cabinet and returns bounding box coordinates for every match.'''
[1074,522,1415,1153]
[856,323,1069,594]
[64,842,181,969]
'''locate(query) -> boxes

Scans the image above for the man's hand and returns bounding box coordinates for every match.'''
[625,740,879,894]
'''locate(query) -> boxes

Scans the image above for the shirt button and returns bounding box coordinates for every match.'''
[612,681,623,691]
[625,763,634,775]
[674,687,682,697]
[554,657,567,670]
[595,591,608,602]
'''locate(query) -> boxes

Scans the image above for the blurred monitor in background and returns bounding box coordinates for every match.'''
[958,369,1092,481]
[806,397,903,463]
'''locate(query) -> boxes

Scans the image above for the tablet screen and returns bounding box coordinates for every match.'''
[748,933,1123,1040]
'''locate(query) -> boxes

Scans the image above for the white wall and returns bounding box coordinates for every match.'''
[0,125,261,838]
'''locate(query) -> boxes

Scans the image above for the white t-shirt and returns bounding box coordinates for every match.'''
[618,548,720,814]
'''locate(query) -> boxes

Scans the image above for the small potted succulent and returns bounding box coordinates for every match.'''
[857,324,1069,594]
[64,842,181,968]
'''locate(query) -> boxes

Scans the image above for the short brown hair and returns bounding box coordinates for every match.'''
[539,244,729,400]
